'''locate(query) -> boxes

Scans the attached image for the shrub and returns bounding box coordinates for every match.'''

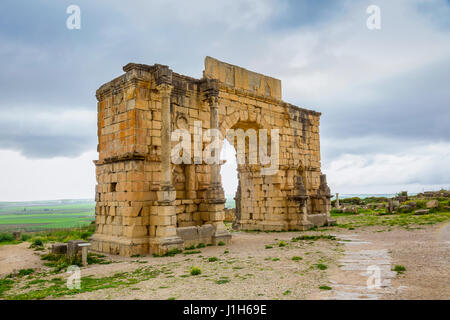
[208,257,218,262]
[292,256,302,261]
[196,243,206,248]
[190,267,201,276]
[31,238,44,247]
[265,245,273,249]
[393,265,406,273]
[217,241,225,246]
[20,234,31,241]
[0,233,14,243]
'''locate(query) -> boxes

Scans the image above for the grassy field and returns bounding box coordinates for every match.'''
[0,200,94,232]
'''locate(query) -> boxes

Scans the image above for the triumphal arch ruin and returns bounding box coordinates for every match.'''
[90,57,334,256]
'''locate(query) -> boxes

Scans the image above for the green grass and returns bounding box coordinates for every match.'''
[208,257,219,262]
[332,210,450,229]
[18,269,34,277]
[292,256,303,261]
[0,200,95,232]
[3,266,161,300]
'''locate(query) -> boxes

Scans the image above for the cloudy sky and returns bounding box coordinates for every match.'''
[0,0,449,201]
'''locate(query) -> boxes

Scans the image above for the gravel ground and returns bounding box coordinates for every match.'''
[1,222,449,300]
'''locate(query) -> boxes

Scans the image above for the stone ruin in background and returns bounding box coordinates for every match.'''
[90,57,334,256]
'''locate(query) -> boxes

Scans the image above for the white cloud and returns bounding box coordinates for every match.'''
[324,141,450,193]
[0,149,97,201]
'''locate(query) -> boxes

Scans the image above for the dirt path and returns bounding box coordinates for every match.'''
[0,242,43,277]
[313,222,450,300]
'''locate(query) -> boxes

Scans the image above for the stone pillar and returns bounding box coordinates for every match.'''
[158,83,174,192]
[149,77,183,255]
[209,95,221,188]
[336,193,340,208]
[204,91,231,245]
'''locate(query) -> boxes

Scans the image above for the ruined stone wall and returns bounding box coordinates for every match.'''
[90,57,333,256]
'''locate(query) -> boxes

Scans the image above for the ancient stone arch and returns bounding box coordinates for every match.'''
[90,57,334,256]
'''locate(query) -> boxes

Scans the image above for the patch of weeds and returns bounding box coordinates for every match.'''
[18,269,34,277]
[316,263,328,270]
[282,290,291,296]
[208,257,219,262]
[319,285,332,290]
[167,297,176,300]
[292,235,336,242]
[215,279,230,285]
[184,250,201,255]
[153,248,182,258]
[232,266,243,270]
[392,265,406,274]
[131,254,143,258]
[223,249,229,254]
[265,245,273,249]
[0,279,14,297]
[278,241,288,247]
[217,241,225,246]
[292,256,302,261]
[272,258,280,262]
[190,267,202,276]
[184,245,196,250]
[41,252,110,272]
[196,243,206,249]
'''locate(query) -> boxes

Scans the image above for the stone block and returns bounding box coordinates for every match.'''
[426,200,439,209]
[52,243,67,255]
[67,240,88,259]
[414,209,430,215]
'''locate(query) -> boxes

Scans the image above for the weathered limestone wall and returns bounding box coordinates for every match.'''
[90,57,333,256]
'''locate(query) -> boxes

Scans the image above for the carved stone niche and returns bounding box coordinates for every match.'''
[289,175,308,205]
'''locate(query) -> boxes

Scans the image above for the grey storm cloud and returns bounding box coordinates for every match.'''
[0,0,449,163]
